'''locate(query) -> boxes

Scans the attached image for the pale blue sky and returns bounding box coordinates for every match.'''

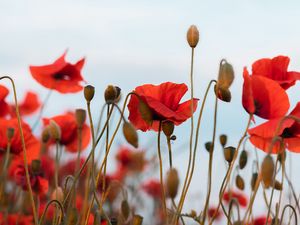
[1,0,300,221]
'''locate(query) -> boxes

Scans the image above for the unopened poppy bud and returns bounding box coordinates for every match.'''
[162,121,174,137]
[41,128,50,143]
[261,155,275,188]
[219,134,227,147]
[104,85,121,104]
[214,85,232,102]
[132,215,143,225]
[138,99,153,125]
[166,168,179,199]
[190,210,197,218]
[51,186,64,202]
[123,121,138,148]
[239,150,248,170]
[48,120,61,141]
[235,175,245,190]
[31,159,41,174]
[170,135,176,141]
[187,25,199,48]
[75,108,86,128]
[218,59,234,89]
[273,180,282,191]
[224,146,235,163]
[6,127,14,141]
[205,142,213,153]
[121,199,130,220]
[251,172,258,190]
[84,85,95,102]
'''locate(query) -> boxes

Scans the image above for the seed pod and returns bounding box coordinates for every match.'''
[51,186,64,202]
[186,25,199,48]
[123,121,138,148]
[162,121,174,137]
[121,199,130,220]
[84,85,95,102]
[273,180,282,191]
[31,159,41,174]
[104,85,121,104]
[217,59,234,89]
[219,134,227,147]
[6,127,15,141]
[239,150,248,169]
[251,172,258,190]
[214,85,232,102]
[41,128,50,143]
[235,175,245,190]
[75,108,86,129]
[132,214,143,225]
[166,168,179,199]
[261,155,275,188]
[205,142,213,153]
[48,120,61,141]
[138,99,153,125]
[224,146,236,163]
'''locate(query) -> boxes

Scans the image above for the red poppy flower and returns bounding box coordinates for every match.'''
[0,118,40,162]
[0,213,33,225]
[43,112,91,152]
[207,207,222,221]
[29,51,85,93]
[10,91,41,117]
[242,67,289,119]
[141,179,162,199]
[251,56,300,90]
[223,190,248,207]
[0,85,10,117]
[9,159,49,196]
[128,82,198,131]
[249,216,272,225]
[248,102,300,153]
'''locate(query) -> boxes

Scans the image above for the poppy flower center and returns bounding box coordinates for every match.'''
[254,100,262,114]
[281,128,294,138]
[53,73,71,81]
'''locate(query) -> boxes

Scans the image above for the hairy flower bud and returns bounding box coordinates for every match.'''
[235,175,245,190]
[219,134,227,147]
[166,168,179,199]
[224,146,235,163]
[84,85,95,102]
[48,120,61,141]
[6,127,15,141]
[51,186,64,202]
[121,199,130,220]
[261,155,275,188]
[251,172,258,191]
[104,85,121,104]
[214,85,232,102]
[162,121,174,137]
[217,59,234,89]
[75,108,86,129]
[138,99,153,125]
[239,150,248,170]
[41,127,51,143]
[123,121,138,148]
[187,25,199,48]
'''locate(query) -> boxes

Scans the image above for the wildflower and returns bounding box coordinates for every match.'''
[141,179,162,199]
[248,102,300,153]
[10,91,41,116]
[29,51,85,93]
[207,207,222,221]
[0,85,10,117]
[43,112,91,152]
[223,190,248,207]
[128,82,198,131]
[251,55,300,90]
[242,67,289,119]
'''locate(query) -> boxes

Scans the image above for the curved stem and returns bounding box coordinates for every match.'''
[39,200,64,225]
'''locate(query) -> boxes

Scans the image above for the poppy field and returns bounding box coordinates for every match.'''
[1,24,300,225]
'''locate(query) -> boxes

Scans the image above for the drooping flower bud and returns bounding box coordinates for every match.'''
[205,142,213,153]
[121,199,130,221]
[235,175,245,190]
[41,127,51,143]
[165,168,179,199]
[224,146,236,163]
[48,120,61,141]
[239,150,248,170]
[162,121,174,137]
[187,25,199,48]
[132,215,143,225]
[219,134,227,147]
[104,85,121,104]
[214,85,232,102]
[217,59,234,90]
[6,127,15,141]
[251,172,258,191]
[261,155,275,188]
[273,180,282,191]
[138,99,153,125]
[123,121,138,148]
[84,85,95,103]
[51,186,64,202]
[75,108,86,129]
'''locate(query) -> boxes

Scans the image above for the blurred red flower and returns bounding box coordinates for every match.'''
[251,55,300,90]
[43,112,91,152]
[0,213,33,225]
[223,190,248,207]
[10,91,41,117]
[0,85,10,117]
[249,102,300,153]
[29,51,85,93]
[242,67,289,120]
[128,82,198,131]
[141,179,162,199]
[207,207,222,221]
[0,118,40,162]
